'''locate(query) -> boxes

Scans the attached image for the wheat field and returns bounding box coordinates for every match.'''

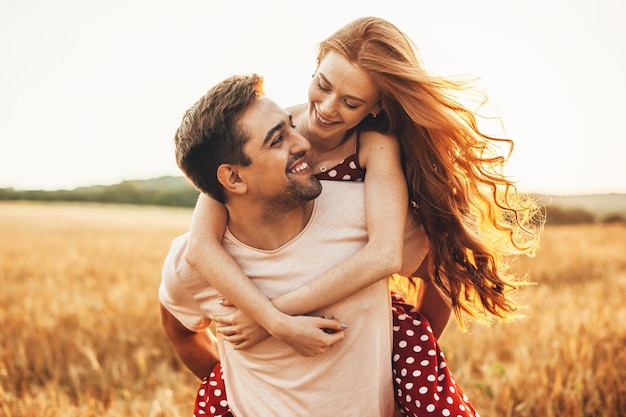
[0,202,624,417]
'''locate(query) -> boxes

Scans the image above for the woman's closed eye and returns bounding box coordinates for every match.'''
[317,81,330,92]
[343,99,359,109]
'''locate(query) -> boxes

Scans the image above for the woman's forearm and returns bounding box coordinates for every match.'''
[186,194,290,335]
[271,239,402,314]
[273,132,408,314]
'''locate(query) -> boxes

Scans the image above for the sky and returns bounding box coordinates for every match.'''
[1,0,625,196]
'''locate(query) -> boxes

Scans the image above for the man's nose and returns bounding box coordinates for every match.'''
[290,131,311,153]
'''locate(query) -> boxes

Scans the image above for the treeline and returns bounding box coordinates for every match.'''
[1,177,625,224]
[544,205,626,225]
[0,177,200,208]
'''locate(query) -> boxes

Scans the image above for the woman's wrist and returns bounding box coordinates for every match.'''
[262,310,292,338]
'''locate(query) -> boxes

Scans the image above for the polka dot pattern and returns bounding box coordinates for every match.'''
[194,364,233,417]
[314,154,365,182]
[194,294,479,417]
[391,293,479,417]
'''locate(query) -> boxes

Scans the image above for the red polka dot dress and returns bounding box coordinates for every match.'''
[193,365,231,417]
[391,293,478,417]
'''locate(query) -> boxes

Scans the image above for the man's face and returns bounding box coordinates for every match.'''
[237,96,322,215]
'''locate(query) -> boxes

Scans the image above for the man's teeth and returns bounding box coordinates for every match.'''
[291,162,309,173]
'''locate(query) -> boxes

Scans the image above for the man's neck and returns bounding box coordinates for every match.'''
[226,200,315,250]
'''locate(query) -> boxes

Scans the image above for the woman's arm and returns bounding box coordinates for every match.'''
[270,132,409,314]
[190,133,424,349]
[185,193,344,352]
[186,194,285,330]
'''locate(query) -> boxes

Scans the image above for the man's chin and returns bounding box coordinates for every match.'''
[292,176,322,201]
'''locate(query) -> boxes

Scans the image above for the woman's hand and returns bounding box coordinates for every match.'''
[213,299,347,356]
[213,299,271,349]
[270,314,347,357]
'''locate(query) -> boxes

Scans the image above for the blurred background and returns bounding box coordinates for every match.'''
[1,0,625,196]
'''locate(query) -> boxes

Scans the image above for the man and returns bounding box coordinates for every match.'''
[159,74,439,416]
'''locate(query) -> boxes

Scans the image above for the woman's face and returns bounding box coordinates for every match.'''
[306,50,380,140]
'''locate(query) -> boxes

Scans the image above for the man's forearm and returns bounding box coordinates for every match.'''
[160,303,220,379]
[175,329,219,379]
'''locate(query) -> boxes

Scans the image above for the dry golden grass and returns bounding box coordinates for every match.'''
[439,224,626,417]
[0,202,197,417]
[0,202,624,416]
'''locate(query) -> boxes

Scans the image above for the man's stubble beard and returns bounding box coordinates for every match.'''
[261,176,322,223]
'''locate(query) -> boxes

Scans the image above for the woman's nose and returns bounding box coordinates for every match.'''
[319,98,336,116]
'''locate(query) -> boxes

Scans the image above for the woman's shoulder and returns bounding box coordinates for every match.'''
[357,130,401,168]
[359,130,398,144]
[284,103,306,116]
[358,130,400,153]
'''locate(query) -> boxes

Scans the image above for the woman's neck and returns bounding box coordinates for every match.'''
[295,108,345,152]
[308,133,357,175]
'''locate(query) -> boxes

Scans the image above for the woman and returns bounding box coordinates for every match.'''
[185,16,542,416]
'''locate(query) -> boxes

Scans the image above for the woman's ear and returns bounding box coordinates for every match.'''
[370,103,382,119]
[373,102,383,117]
[217,164,247,195]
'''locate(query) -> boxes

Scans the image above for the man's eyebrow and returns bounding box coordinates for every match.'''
[318,73,367,104]
[262,119,286,146]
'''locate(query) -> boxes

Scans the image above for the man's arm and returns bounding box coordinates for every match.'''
[160,303,219,379]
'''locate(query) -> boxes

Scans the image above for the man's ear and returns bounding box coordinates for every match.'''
[217,164,247,195]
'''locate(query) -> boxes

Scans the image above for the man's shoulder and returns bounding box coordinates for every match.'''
[162,232,190,281]
[284,102,306,115]
[166,232,189,260]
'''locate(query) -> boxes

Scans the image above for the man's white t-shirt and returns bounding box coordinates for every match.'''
[159,180,426,417]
